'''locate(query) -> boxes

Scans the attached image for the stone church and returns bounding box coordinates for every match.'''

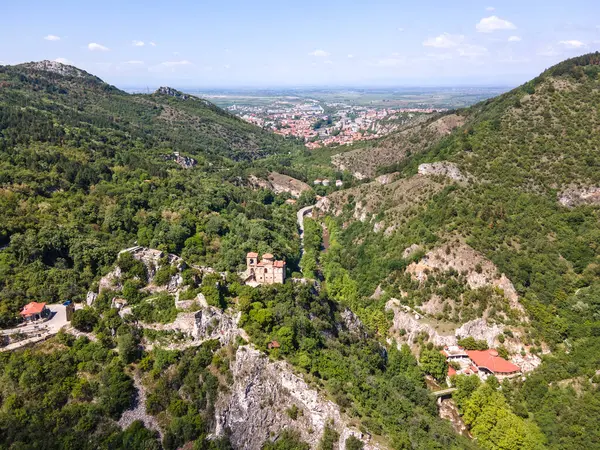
[245,252,286,285]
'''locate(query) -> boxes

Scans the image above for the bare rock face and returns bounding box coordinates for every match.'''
[406,240,526,317]
[339,308,367,337]
[99,266,122,293]
[86,291,98,306]
[155,86,192,100]
[168,152,197,169]
[370,285,385,300]
[558,186,600,207]
[175,293,207,310]
[511,352,541,373]
[375,173,398,185]
[20,60,88,77]
[402,244,423,259]
[387,299,509,349]
[418,162,468,183]
[192,307,242,345]
[438,399,470,437]
[248,172,311,198]
[315,196,334,215]
[214,346,381,450]
[386,299,457,347]
[455,319,503,348]
[146,306,246,347]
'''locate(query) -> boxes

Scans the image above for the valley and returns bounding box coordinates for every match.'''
[0,52,600,450]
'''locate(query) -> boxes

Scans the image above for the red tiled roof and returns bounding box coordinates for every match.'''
[247,252,259,258]
[20,302,46,317]
[262,253,274,259]
[274,261,285,268]
[467,350,520,374]
[448,366,457,376]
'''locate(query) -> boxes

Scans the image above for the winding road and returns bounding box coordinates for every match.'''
[297,205,315,258]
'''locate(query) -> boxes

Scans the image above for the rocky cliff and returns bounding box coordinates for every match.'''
[214,345,381,450]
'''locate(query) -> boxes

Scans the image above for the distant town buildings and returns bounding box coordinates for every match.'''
[228,100,445,149]
[245,252,286,285]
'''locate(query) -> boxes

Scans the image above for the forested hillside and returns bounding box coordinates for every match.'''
[0,60,303,327]
[314,53,600,449]
[2,54,600,450]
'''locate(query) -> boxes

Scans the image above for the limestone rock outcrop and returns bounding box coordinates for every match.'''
[418,162,468,183]
[214,346,381,450]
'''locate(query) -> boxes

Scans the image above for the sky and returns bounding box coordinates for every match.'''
[1,0,599,88]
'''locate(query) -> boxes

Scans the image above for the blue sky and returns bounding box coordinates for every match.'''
[1,0,599,87]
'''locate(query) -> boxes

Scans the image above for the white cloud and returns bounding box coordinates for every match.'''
[44,35,61,41]
[150,41,157,47]
[559,40,586,48]
[347,54,354,58]
[324,60,333,65]
[508,36,522,42]
[161,60,192,67]
[88,42,109,52]
[486,6,495,11]
[476,16,516,33]
[423,33,465,48]
[132,40,145,47]
[224,64,231,69]
[398,27,404,32]
[309,49,330,57]
[54,57,71,64]
[125,60,144,64]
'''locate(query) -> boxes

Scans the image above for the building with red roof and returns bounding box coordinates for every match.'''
[245,252,286,286]
[443,346,521,385]
[466,349,521,379]
[20,302,49,322]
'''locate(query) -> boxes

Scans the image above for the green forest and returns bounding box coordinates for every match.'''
[1,54,600,450]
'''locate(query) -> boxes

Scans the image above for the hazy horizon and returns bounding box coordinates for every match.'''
[2,0,599,87]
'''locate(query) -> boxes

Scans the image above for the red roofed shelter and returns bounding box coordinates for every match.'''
[20,302,50,322]
[467,349,521,379]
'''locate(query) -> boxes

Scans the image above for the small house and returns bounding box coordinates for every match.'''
[20,302,50,322]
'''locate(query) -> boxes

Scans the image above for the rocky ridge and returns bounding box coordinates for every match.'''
[18,60,90,78]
